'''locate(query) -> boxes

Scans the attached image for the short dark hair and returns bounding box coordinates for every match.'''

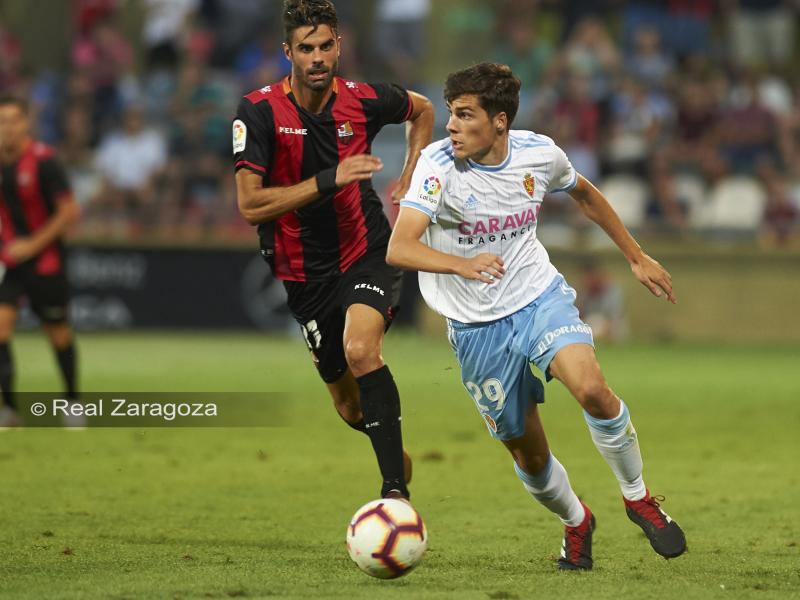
[0,95,29,114]
[283,0,338,43]
[444,63,521,127]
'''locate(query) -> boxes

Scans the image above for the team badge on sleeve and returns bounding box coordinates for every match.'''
[523,173,535,197]
[232,119,247,154]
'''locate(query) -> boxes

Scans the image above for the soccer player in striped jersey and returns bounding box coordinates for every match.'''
[388,63,686,570]
[234,0,434,500]
[0,96,81,428]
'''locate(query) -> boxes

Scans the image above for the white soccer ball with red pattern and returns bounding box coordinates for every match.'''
[346,498,428,579]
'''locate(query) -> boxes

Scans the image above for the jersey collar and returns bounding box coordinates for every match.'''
[467,138,512,172]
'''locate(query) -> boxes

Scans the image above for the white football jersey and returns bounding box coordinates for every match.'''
[400,131,578,323]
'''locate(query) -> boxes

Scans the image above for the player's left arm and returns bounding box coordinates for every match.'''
[569,174,676,303]
[391,91,434,205]
[5,158,80,264]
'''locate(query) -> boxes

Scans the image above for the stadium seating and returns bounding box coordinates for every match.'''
[673,173,708,230]
[598,175,649,229]
[698,176,767,232]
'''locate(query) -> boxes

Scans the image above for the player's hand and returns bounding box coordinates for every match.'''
[390,173,413,205]
[336,154,383,187]
[457,253,505,284]
[631,254,676,304]
[5,237,37,263]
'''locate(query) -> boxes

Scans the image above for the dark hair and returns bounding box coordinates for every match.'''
[283,0,338,43]
[0,95,29,114]
[444,63,521,127]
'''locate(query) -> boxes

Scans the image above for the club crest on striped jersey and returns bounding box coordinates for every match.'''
[337,120,354,144]
[232,119,246,154]
[523,172,535,197]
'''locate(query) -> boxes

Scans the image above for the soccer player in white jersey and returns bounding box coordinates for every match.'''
[387,63,686,570]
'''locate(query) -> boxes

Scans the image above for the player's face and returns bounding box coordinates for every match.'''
[0,104,30,153]
[284,25,340,93]
[446,95,505,161]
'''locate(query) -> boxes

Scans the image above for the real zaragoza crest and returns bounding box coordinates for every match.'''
[523,173,535,197]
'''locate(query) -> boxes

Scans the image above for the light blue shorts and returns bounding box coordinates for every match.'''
[447,274,594,440]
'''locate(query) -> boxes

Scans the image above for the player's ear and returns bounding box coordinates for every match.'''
[337,35,342,58]
[495,112,508,135]
[282,42,292,61]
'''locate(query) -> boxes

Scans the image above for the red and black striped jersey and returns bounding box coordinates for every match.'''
[0,140,71,274]
[233,77,413,282]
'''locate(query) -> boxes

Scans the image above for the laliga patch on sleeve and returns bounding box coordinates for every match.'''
[232,119,247,154]
[417,175,442,205]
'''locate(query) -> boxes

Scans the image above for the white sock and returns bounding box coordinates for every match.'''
[514,454,585,527]
[584,399,647,501]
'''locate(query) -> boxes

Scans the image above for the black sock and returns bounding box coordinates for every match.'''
[0,342,15,410]
[356,365,408,498]
[339,413,367,434]
[54,343,78,400]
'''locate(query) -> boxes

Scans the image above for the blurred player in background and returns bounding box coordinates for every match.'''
[388,63,685,569]
[234,0,434,499]
[0,96,81,428]
[576,260,628,342]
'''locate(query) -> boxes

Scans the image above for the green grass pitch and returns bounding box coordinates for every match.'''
[2,331,799,599]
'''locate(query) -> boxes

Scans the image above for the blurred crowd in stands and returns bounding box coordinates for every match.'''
[1,0,799,245]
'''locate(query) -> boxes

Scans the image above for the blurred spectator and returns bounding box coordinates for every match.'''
[577,262,628,342]
[648,168,689,231]
[626,26,674,90]
[59,104,103,212]
[234,31,287,92]
[758,161,798,246]
[91,105,167,236]
[0,25,23,93]
[559,17,620,102]
[166,110,234,238]
[71,18,135,135]
[717,75,779,175]
[142,0,199,71]
[373,0,431,87]
[622,0,712,58]
[205,0,269,67]
[73,0,117,35]
[606,77,671,175]
[554,75,600,149]
[495,21,554,92]
[653,78,724,180]
[725,0,797,69]
[169,59,231,156]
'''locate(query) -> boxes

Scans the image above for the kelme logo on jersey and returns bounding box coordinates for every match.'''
[523,173,535,197]
[418,175,442,205]
[279,126,308,136]
[232,120,246,154]
[337,121,354,144]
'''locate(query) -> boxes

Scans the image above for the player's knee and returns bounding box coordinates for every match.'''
[513,451,550,476]
[574,378,616,418]
[344,339,381,377]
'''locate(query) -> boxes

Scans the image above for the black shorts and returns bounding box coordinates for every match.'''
[283,253,403,383]
[0,265,70,324]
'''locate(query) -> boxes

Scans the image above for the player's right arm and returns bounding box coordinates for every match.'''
[386,154,504,284]
[235,155,383,225]
[387,209,504,284]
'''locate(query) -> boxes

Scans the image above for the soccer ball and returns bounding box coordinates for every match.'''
[346,498,428,579]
